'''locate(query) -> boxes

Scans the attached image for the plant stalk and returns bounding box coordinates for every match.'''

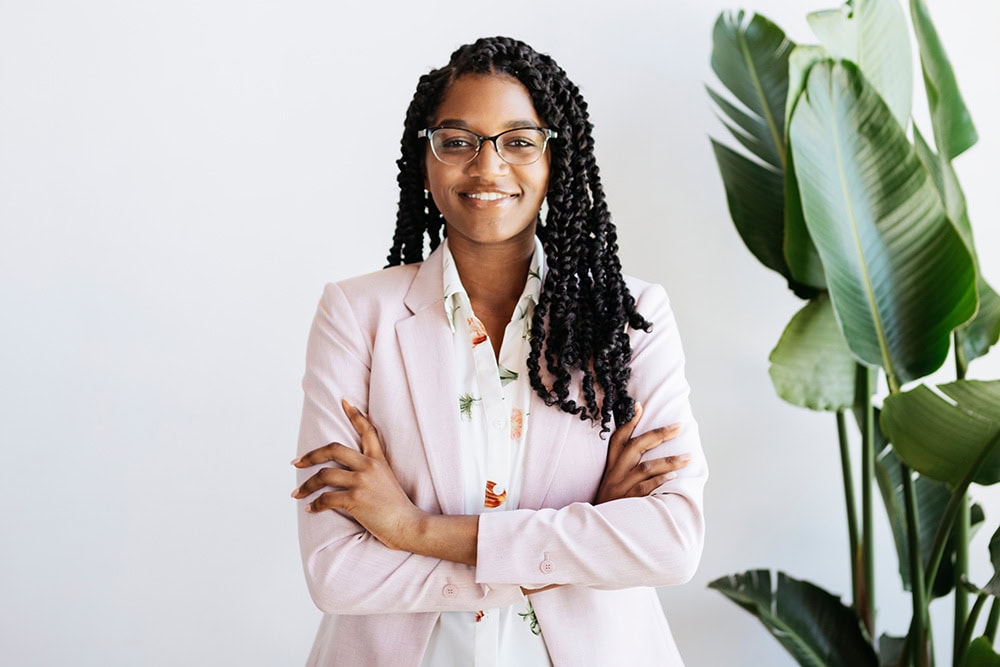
[986,598,1000,643]
[902,464,930,666]
[956,592,989,666]
[837,410,862,614]
[953,496,970,665]
[860,365,876,638]
[953,330,970,667]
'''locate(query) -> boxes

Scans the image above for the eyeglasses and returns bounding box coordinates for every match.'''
[418,126,558,166]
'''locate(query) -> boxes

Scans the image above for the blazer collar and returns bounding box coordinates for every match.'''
[396,245,466,514]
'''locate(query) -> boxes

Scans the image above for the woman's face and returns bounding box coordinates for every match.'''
[424,74,550,251]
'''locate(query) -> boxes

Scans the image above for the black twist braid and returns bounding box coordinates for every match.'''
[386,36,651,434]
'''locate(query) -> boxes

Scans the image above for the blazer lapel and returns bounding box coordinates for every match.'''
[518,378,590,509]
[396,247,466,516]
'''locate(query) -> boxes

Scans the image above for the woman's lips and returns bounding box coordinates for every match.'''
[462,191,517,201]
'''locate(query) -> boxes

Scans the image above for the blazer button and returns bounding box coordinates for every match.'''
[539,559,555,574]
[442,584,459,598]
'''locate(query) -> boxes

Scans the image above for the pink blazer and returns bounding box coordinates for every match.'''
[296,246,707,666]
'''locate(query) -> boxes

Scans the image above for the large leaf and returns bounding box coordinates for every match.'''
[876,442,985,597]
[964,637,1000,667]
[710,10,792,165]
[982,524,1000,597]
[910,0,978,160]
[881,381,1000,488]
[806,0,912,129]
[878,634,906,667]
[789,60,978,388]
[769,294,856,411]
[962,280,1000,366]
[709,12,819,297]
[711,139,787,276]
[710,570,877,666]
[914,125,1000,364]
[784,46,828,290]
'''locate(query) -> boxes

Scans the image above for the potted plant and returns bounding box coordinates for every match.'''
[706,0,1000,664]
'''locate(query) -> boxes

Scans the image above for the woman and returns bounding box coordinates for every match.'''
[292,36,707,666]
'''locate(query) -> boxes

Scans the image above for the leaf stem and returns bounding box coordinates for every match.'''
[925,431,1000,594]
[985,598,1000,643]
[956,592,989,665]
[837,410,862,615]
[902,464,929,666]
[953,496,970,665]
[861,366,877,638]
[952,332,970,666]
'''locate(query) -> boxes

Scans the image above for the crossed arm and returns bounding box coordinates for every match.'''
[292,399,689,567]
[293,279,705,614]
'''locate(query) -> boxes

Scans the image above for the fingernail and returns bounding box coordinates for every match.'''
[290,488,302,499]
[290,457,302,466]
[664,471,678,481]
[678,453,691,462]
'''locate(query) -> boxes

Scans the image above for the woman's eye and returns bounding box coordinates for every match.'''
[502,131,542,151]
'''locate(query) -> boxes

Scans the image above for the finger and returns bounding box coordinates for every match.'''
[622,423,681,461]
[608,401,644,454]
[618,454,691,493]
[292,466,355,499]
[342,400,386,460]
[631,471,679,497]
[292,441,368,469]
[305,490,351,514]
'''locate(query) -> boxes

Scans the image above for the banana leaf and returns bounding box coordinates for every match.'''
[982,525,1000,597]
[789,59,977,389]
[769,294,856,411]
[806,0,912,130]
[709,11,818,297]
[876,443,984,597]
[963,637,1000,667]
[914,125,1000,364]
[910,0,978,160]
[784,46,828,290]
[881,381,1000,488]
[710,570,877,666]
[879,634,906,667]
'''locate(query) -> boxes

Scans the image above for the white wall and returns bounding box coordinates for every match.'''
[1,1,997,665]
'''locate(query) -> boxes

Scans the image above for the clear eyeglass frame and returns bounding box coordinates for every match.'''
[418,126,558,166]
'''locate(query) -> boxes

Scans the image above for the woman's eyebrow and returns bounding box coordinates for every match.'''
[433,119,542,130]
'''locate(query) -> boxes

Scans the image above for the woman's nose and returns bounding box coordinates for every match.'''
[468,139,509,176]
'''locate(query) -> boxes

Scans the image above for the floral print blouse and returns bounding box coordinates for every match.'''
[420,237,551,667]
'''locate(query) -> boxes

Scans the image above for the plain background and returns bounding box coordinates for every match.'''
[2,0,998,665]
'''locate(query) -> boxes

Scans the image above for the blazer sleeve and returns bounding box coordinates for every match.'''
[475,282,707,590]
[296,282,525,614]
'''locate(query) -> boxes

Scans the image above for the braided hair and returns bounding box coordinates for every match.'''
[386,36,651,434]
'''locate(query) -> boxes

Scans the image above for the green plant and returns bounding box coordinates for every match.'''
[706,1,1000,665]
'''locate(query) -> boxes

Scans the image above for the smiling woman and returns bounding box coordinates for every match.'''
[422,75,551,279]
[291,36,707,666]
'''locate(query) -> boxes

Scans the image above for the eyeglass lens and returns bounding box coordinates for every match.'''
[430,128,549,165]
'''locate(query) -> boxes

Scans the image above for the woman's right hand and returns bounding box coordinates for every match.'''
[593,402,690,504]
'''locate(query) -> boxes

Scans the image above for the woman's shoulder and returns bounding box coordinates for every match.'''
[331,263,421,301]
[623,273,671,308]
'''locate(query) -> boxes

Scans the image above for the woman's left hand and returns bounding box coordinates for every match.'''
[292,400,424,551]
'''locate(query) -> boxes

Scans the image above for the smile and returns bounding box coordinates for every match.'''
[462,191,517,201]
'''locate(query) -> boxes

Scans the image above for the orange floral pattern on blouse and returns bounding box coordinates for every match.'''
[484,480,507,508]
[510,407,524,439]
[467,316,488,347]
